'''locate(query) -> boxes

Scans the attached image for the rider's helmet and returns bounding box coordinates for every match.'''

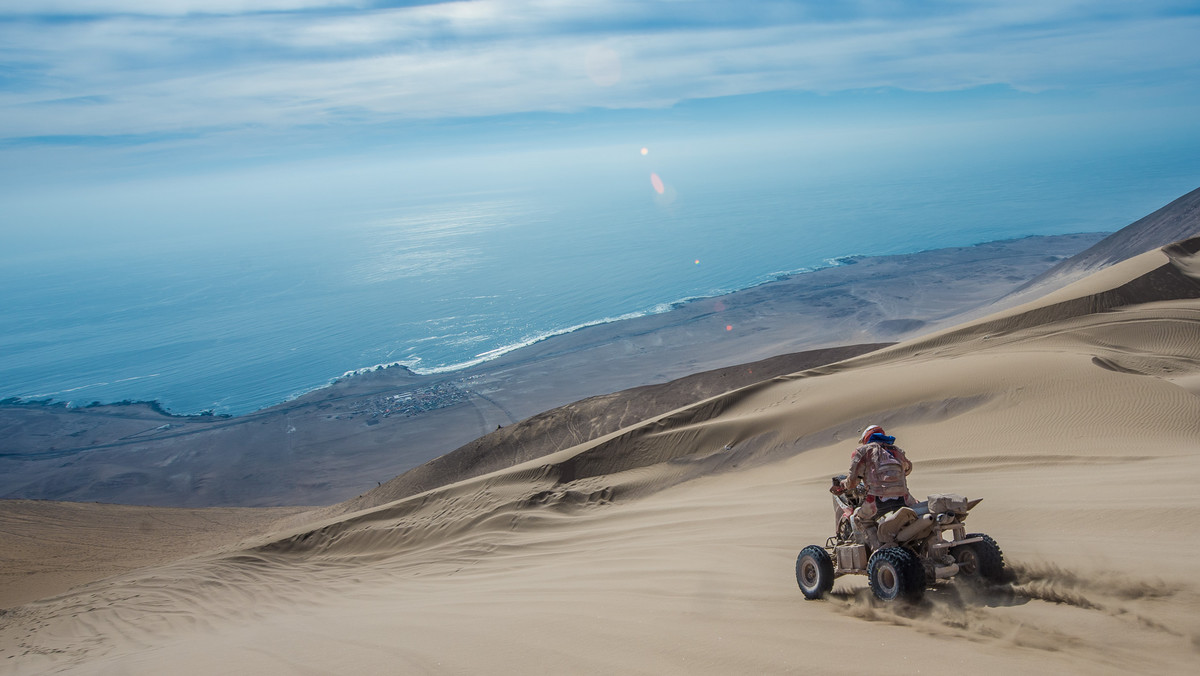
[860,424,885,445]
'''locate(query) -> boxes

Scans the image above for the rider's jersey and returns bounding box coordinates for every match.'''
[848,442,912,498]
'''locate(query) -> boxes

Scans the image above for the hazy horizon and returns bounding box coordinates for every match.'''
[4,2,1198,209]
[2,1,1199,413]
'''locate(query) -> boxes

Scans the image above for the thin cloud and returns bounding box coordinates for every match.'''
[1,1,1197,144]
[1,1,373,15]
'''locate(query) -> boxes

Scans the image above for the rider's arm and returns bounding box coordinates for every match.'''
[844,447,866,489]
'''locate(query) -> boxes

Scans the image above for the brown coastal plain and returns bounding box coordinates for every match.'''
[2,189,1200,674]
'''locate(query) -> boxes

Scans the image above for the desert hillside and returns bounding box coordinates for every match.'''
[998,185,1200,310]
[1029,185,1200,283]
[2,236,1197,675]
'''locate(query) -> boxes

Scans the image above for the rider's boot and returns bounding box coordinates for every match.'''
[852,515,881,551]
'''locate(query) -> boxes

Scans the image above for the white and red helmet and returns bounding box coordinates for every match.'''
[860,424,885,445]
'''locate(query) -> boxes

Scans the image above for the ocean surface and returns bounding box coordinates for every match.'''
[3,141,1198,416]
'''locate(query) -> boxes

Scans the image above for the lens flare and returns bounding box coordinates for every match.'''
[641,147,649,156]
[694,259,700,265]
[726,325,734,331]
[650,173,665,194]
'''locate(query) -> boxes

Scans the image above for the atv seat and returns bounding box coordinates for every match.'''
[876,507,919,542]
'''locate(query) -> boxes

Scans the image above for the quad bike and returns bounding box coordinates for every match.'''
[795,474,1005,602]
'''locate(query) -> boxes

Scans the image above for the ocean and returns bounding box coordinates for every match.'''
[2,138,1198,415]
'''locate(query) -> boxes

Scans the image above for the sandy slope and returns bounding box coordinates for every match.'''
[0,502,310,610]
[2,238,1200,675]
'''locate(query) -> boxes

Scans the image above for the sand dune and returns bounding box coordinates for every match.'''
[3,235,1198,674]
[1026,185,1200,285]
[994,186,1200,313]
[0,501,307,609]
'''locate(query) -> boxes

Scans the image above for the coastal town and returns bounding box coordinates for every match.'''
[344,382,470,423]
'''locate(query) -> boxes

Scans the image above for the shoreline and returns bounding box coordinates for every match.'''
[328,237,1062,384]
[1,232,1107,418]
[0,230,1111,507]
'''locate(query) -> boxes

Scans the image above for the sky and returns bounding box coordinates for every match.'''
[2,0,1200,253]
[2,1,1200,413]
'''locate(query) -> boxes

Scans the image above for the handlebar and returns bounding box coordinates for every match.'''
[830,475,866,498]
[829,476,844,495]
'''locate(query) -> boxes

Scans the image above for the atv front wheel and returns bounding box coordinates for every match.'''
[867,547,924,602]
[796,545,835,600]
[836,517,853,542]
[952,533,1005,582]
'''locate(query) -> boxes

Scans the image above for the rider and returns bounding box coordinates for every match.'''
[843,424,915,544]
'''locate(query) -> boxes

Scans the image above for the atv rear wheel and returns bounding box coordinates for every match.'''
[796,545,835,600]
[952,533,1005,582]
[867,547,924,602]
